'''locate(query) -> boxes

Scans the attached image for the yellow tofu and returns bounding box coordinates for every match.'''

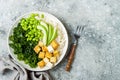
[34,45,41,53]
[42,46,48,52]
[45,52,52,58]
[53,50,59,55]
[37,60,45,68]
[50,57,57,63]
[38,52,45,59]
[38,41,44,47]
[51,40,59,50]
[53,50,60,58]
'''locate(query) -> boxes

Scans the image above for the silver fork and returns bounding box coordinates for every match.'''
[65,26,84,71]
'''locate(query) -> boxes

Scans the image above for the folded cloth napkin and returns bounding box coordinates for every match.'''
[0,55,53,80]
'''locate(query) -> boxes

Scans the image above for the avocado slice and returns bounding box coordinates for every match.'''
[40,21,48,31]
[47,24,54,45]
[48,27,57,45]
[37,25,48,45]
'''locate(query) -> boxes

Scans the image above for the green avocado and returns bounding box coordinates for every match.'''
[47,24,54,45]
[40,21,48,31]
[37,22,57,46]
[37,25,48,45]
[48,27,57,45]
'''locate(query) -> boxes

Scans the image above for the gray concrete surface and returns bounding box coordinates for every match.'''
[0,0,120,80]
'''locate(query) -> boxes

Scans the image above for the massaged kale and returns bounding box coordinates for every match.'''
[9,23,40,68]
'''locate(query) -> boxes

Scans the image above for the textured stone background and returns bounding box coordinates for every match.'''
[0,0,120,80]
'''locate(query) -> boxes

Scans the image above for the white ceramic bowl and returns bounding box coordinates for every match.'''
[7,11,68,71]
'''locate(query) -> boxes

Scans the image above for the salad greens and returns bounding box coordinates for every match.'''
[9,23,40,68]
[9,13,58,68]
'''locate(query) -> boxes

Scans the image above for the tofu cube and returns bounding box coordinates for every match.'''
[50,57,57,63]
[42,46,48,52]
[38,41,44,47]
[53,50,59,55]
[45,52,52,58]
[53,50,60,59]
[51,40,59,49]
[38,52,45,59]
[47,45,54,53]
[46,62,53,68]
[37,60,45,68]
[34,45,41,53]
[43,57,49,63]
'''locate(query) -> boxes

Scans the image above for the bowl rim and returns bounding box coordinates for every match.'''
[7,11,69,71]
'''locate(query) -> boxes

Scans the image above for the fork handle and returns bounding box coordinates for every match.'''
[65,44,77,71]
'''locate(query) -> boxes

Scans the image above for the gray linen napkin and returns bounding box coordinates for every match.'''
[0,55,53,80]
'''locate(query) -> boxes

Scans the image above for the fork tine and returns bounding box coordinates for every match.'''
[80,26,84,33]
[76,26,85,34]
[76,26,79,32]
[76,26,80,33]
[78,26,82,32]
[75,25,85,35]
